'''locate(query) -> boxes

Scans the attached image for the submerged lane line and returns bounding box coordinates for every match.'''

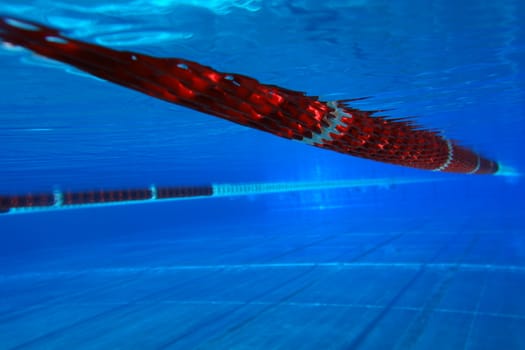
[1,262,525,282]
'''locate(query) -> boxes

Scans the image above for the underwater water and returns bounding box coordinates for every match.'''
[0,0,524,349]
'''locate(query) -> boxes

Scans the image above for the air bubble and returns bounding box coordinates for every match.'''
[5,18,40,32]
[177,63,188,70]
[225,75,240,86]
[45,36,68,44]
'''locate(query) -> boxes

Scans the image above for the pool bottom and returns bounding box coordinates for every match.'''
[1,213,524,349]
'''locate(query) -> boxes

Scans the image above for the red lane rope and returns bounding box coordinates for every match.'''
[0,186,214,213]
[0,16,498,174]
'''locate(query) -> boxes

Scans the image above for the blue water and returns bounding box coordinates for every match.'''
[1,1,524,349]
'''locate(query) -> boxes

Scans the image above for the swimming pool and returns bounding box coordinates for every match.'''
[1,1,524,349]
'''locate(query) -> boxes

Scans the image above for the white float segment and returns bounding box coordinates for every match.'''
[302,101,352,146]
[433,140,454,172]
